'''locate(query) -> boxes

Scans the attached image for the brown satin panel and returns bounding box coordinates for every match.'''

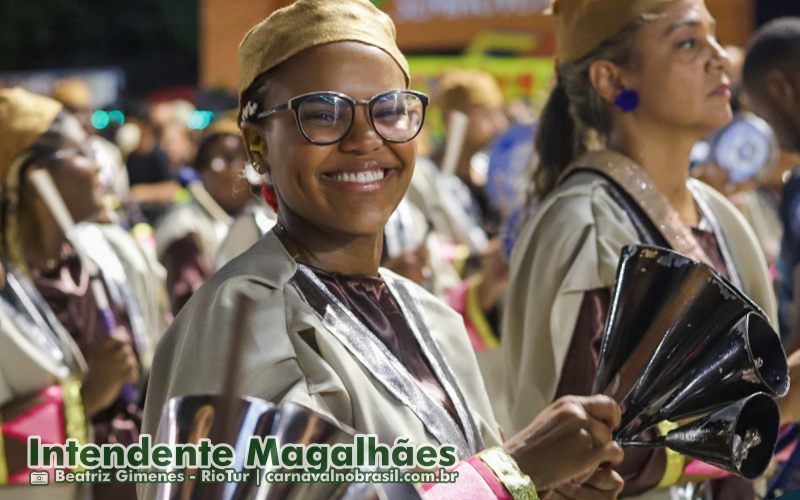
[302,266,461,429]
[162,234,213,315]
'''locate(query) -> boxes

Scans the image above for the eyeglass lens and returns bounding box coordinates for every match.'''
[296,92,424,144]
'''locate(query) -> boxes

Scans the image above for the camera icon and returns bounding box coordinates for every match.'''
[29,470,49,485]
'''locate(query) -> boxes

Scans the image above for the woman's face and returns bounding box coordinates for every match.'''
[622,0,733,136]
[465,105,509,152]
[253,42,416,238]
[26,113,105,223]
[201,134,252,214]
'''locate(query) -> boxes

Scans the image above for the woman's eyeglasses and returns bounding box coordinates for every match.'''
[253,90,428,145]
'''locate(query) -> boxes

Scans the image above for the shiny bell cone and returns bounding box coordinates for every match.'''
[622,393,780,480]
[592,245,784,437]
[154,394,275,500]
[594,246,761,402]
[153,395,422,500]
[620,311,789,438]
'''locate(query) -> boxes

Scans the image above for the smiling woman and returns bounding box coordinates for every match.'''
[141,1,629,499]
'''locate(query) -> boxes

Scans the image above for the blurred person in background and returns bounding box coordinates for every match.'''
[743,17,800,351]
[124,101,180,225]
[51,78,131,216]
[151,100,198,176]
[406,69,511,339]
[51,82,172,347]
[408,69,509,243]
[155,116,256,314]
[0,87,144,499]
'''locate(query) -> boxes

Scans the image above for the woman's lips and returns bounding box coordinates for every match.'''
[710,83,732,98]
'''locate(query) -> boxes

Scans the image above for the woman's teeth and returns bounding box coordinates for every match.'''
[331,169,385,184]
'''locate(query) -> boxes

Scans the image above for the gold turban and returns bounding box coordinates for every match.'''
[554,0,677,66]
[237,0,409,96]
[51,78,92,111]
[0,88,62,183]
[437,69,504,113]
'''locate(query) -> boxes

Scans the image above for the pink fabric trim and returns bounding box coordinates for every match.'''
[466,455,513,499]
[447,280,487,351]
[683,459,730,479]
[422,460,507,499]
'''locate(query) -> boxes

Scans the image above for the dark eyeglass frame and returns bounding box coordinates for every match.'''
[254,89,429,145]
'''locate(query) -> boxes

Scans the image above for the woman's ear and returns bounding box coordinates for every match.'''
[764,69,797,109]
[589,60,626,104]
[241,122,267,165]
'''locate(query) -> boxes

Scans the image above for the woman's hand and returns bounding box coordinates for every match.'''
[80,329,139,416]
[503,395,624,491]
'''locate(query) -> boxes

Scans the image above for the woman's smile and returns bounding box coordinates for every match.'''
[319,160,401,193]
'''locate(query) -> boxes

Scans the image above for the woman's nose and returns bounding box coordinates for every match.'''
[339,105,382,154]
[709,37,732,75]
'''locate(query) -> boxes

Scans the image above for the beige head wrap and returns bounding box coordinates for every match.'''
[51,78,92,111]
[554,0,677,66]
[437,69,504,113]
[0,88,63,271]
[237,0,409,101]
[0,88,62,184]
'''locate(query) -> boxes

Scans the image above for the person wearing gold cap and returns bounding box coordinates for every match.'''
[154,116,267,314]
[502,0,776,497]
[142,1,627,499]
[0,87,147,500]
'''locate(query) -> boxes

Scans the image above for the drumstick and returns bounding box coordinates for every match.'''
[441,111,469,177]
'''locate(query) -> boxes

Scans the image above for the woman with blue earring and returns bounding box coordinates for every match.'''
[502,0,775,498]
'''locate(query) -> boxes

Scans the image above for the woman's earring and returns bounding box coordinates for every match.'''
[244,160,267,185]
[615,88,640,112]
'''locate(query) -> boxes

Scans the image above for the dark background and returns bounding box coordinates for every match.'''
[0,0,197,97]
[0,0,797,99]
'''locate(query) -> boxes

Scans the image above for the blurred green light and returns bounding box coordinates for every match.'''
[186,110,215,130]
[91,110,110,130]
[108,110,125,125]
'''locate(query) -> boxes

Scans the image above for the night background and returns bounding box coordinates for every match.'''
[0,0,798,100]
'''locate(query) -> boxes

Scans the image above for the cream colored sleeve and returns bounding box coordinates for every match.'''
[501,179,640,433]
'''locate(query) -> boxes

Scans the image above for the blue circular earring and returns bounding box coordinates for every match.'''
[615,88,640,112]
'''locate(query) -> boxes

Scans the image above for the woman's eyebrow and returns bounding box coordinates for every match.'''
[663,15,715,37]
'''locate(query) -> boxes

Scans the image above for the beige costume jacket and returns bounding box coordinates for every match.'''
[143,231,502,465]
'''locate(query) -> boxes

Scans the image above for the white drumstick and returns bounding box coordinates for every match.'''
[441,110,469,177]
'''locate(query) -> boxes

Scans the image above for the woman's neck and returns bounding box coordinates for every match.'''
[607,122,700,226]
[275,211,383,277]
[17,207,67,271]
